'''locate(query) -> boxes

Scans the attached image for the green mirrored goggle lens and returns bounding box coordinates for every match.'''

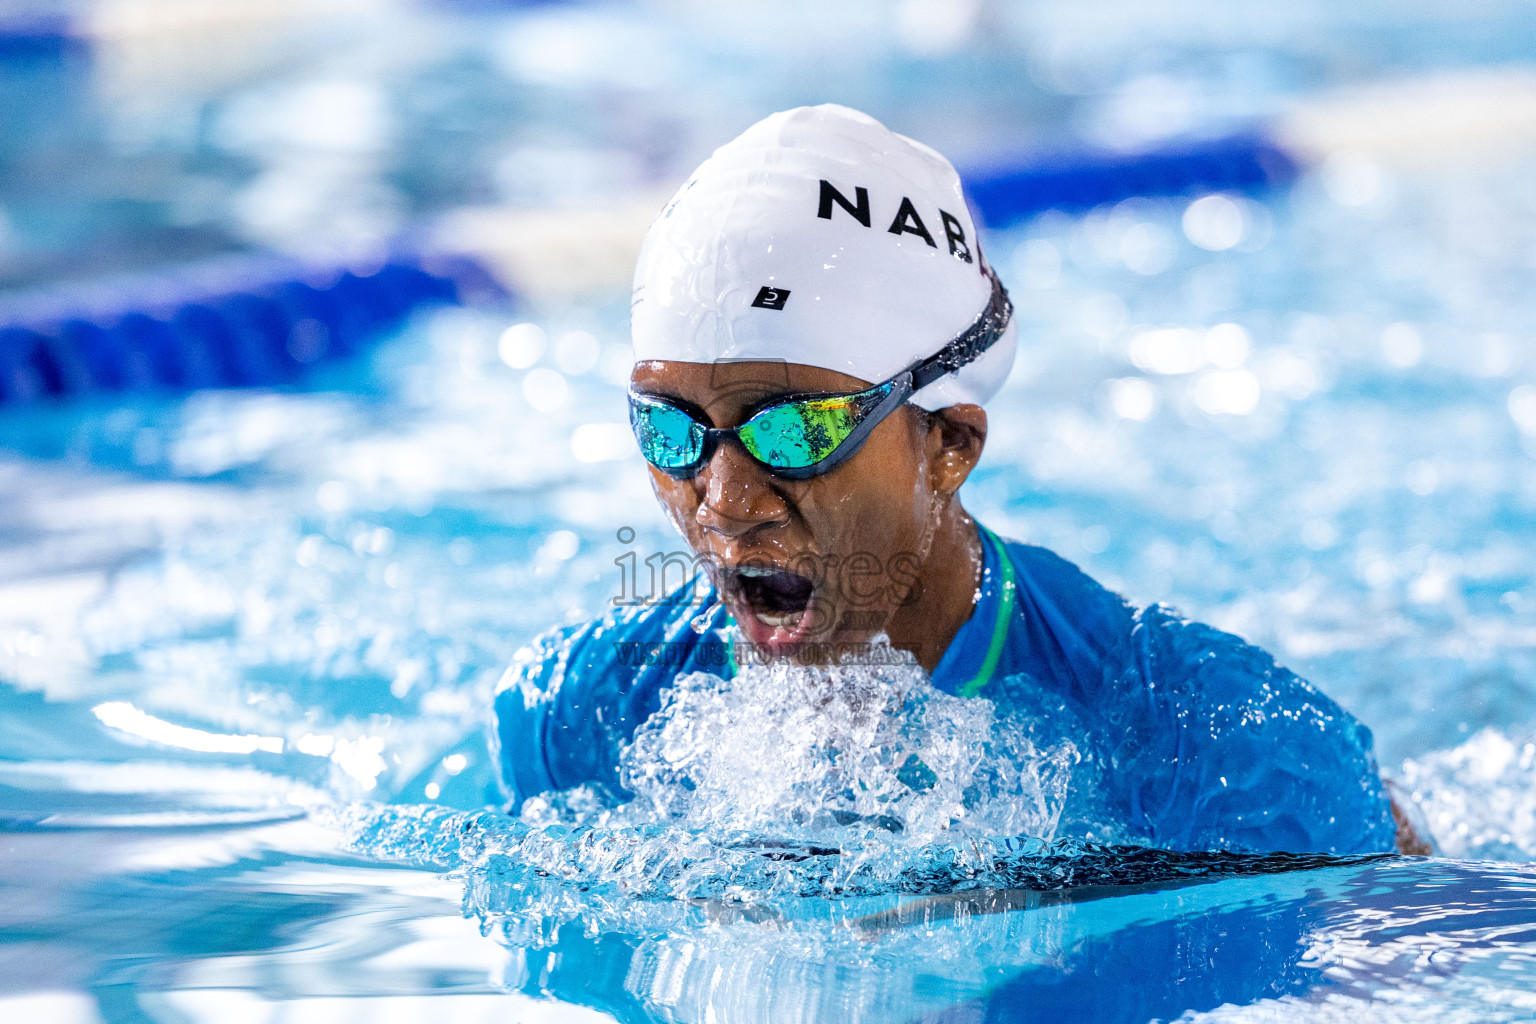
[738,392,867,469]
[630,398,706,470]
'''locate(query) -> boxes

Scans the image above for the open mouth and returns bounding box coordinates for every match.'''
[724,563,817,639]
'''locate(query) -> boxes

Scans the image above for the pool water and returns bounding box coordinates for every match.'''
[6,1,1536,1021]
[7,811,1533,1023]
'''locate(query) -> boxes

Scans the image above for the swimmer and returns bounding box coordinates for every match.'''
[492,104,1428,856]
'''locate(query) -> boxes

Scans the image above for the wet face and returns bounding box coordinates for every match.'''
[630,359,987,667]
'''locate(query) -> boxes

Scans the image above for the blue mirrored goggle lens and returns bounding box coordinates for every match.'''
[630,397,706,470]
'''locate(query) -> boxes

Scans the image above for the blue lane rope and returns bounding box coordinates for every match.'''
[0,17,83,63]
[962,133,1300,229]
[0,253,505,405]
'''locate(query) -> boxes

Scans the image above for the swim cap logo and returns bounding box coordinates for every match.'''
[817,179,974,266]
[751,286,791,310]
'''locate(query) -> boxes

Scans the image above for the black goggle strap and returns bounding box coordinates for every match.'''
[906,268,1013,395]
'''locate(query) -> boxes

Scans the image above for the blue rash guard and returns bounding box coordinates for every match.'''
[491,526,1398,855]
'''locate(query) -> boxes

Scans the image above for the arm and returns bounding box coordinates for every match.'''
[490,615,655,810]
[489,622,591,810]
[1384,778,1434,854]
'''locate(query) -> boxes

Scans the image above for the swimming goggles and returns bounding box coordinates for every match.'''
[628,269,1013,481]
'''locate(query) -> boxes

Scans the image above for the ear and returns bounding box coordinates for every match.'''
[923,403,987,495]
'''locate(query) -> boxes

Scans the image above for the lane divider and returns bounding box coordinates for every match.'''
[966,134,1298,228]
[0,253,503,405]
[6,64,1536,405]
[967,67,1536,227]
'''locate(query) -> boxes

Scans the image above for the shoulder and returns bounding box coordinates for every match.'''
[977,535,1395,853]
[1126,603,1380,772]
[1128,603,1361,738]
[995,536,1136,630]
[1114,603,1395,853]
[984,532,1137,694]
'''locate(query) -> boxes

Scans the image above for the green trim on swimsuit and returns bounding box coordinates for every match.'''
[960,526,1016,697]
[724,614,738,677]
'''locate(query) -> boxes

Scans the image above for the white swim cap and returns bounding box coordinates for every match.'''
[630,104,1016,410]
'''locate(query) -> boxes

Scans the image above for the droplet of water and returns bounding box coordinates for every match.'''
[689,600,719,634]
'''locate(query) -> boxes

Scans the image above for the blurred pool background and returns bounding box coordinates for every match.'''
[4,0,1536,1021]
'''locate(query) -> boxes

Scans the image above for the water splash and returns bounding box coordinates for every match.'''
[1398,726,1536,861]
[609,642,1076,841]
[334,646,1086,914]
[332,646,1392,956]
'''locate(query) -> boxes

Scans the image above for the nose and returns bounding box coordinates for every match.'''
[695,437,790,537]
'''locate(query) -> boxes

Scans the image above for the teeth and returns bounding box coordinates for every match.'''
[755,610,804,629]
[734,565,780,578]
